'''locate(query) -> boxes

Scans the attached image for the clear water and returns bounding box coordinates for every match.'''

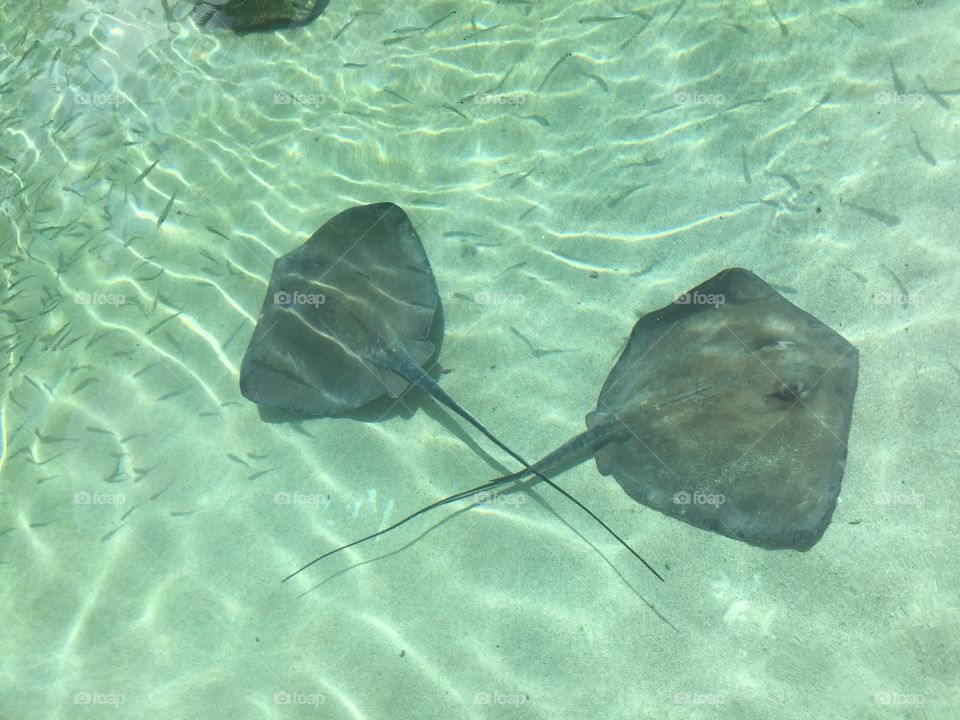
[1,1,957,718]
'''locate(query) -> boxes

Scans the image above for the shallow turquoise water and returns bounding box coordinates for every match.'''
[1,1,958,718]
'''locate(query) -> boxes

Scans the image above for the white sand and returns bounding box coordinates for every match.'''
[1,0,958,718]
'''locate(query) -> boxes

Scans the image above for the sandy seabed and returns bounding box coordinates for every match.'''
[1,1,958,718]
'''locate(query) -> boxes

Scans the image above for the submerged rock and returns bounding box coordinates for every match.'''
[193,0,330,33]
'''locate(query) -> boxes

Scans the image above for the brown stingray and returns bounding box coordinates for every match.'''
[193,0,329,33]
[240,202,535,475]
[287,268,859,581]
[586,267,859,550]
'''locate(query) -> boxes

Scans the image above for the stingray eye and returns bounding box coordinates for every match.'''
[769,381,807,402]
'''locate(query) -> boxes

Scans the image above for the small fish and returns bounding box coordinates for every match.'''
[150,483,172,502]
[577,70,608,92]
[766,0,788,36]
[442,102,468,120]
[464,23,502,39]
[607,183,648,208]
[579,15,630,24]
[205,225,230,240]
[423,9,457,33]
[508,161,542,188]
[134,157,161,184]
[136,266,164,282]
[132,465,156,482]
[383,87,412,104]
[145,310,182,336]
[157,188,178,227]
[48,47,62,76]
[227,453,252,468]
[518,204,539,221]
[516,117,547,132]
[333,10,379,40]
[100,526,126,543]
[536,52,571,92]
[889,58,906,95]
[665,0,687,28]
[916,75,949,110]
[846,202,901,228]
[838,14,863,30]
[199,248,221,266]
[911,129,936,166]
[14,40,39,70]
[71,377,97,395]
[769,172,800,190]
[334,14,360,40]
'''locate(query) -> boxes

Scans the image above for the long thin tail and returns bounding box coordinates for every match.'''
[283,426,663,583]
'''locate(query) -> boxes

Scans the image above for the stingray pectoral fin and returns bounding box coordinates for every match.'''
[585,410,608,430]
[378,364,410,398]
[405,338,435,366]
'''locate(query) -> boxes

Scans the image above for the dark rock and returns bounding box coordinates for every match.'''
[193,0,330,33]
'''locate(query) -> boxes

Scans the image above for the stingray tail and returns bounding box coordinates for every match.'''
[282,423,663,584]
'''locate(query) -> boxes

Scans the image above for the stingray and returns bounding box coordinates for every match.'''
[193,0,329,33]
[285,268,859,581]
[240,202,540,479]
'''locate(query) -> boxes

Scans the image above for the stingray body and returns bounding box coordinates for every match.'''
[290,268,859,579]
[193,0,329,33]
[586,268,859,550]
[240,202,530,469]
[516,268,859,550]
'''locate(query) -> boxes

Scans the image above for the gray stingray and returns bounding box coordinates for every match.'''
[193,0,329,33]
[240,202,533,472]
[287,268,859,581]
